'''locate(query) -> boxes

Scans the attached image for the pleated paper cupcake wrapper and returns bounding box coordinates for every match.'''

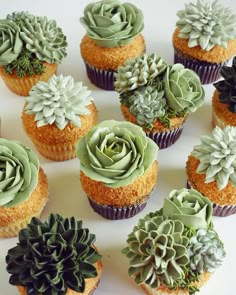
[84,62,115,90]
[212,109,230,129]
[174,48,227,84]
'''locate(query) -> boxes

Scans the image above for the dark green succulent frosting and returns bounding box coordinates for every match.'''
[6,214,102,295]
[214,57,236,113]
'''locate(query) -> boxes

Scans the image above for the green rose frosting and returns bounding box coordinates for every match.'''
[25,74,93,130]
[0,138,39,208]
[80,0,144,47]
[176,0,236,51]
[6,214,102,294]
[163,188,213,230]
[192,126,236,190]
[164,64,204,113]
[76,120,158,188]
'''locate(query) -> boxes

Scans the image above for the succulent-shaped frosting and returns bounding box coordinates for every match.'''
[115,53,168,93]
[0,138,39,208]
[7,11,31,26]
[164,64,204,113]
[214,57,236,113]
[163,189,213,230]
[80,0,144,48]
[6,214,102,294]
[76,120,158,188]
[176,0,236,51]
[122,214,189,289]
[192,126,236,190]
[188,228,226,274]
[25,75,93,130]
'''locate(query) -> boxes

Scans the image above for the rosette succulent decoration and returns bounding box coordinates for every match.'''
[80,0,144,47]
[6,214,102,294]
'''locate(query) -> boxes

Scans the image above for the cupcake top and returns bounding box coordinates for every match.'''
[0,11,67,77]
[0,138,39,207]
[176,0,236,51]
[80,0,144,48]
[76,120,158,188]
[6,213,102,294]
[191,126,236,190]
[115,53,204,130]
[122,188,225,294]
[25,74,94,130]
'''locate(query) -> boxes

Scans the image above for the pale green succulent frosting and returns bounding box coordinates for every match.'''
[192,126,236,190]
[176,0,236,51]
[76,120,158,188]
[80,0,144,48]
[25,74,93,130]
[0,138,39,208]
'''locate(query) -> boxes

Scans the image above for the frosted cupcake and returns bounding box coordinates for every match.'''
[186,126,236,216]
[0,11,67,96]
[22,74,98,161]
[115,53,204,149]
[80,0,145,90]
[123,188,226,295]
[173,0,236,84]
[6,213,103,295]
[0,138,48,238]
[76,120,158,220]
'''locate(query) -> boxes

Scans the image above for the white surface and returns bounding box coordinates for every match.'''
[0,0,236,294]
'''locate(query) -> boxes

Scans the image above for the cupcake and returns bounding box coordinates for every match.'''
[6,213,103,295]
[80,0,145,90]
[212,56,236,128]
[0,138,48,238]
[173,0,236,84]
[0,11,67,96]
[186,126,236,217]
[123,188,226,295]
[22,74,98,161]
[115,53,204,149]
[76,120,158,220]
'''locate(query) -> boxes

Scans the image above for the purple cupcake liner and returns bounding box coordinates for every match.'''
[84,62,115,90]
[174,48,228,84]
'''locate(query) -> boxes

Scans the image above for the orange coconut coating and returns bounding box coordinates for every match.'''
[80,34,145,71]
[80,161,158,207]
[186,155,236,206]
[173,28,236,63]
[120,104,188,132]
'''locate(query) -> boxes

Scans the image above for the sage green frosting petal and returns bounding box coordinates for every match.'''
[80,0,144,47]
[25,74,93,130]
[192,126,236,190]
[76,120,158,188]
[0,138,39,208]
[176,0,236,51]
[164,63,204,113]
[188,228,226,274]
[6,213,102,294]
[163,188,213,230]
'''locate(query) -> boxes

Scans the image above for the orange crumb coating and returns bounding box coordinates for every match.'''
[173,28,236,63]
[80,161,158,207]
[186,155,236,206]
[121,104,188,132]
[80,34,145,71]
[0,168,48,228]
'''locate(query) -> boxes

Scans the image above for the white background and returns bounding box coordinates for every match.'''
[0,0,236,294]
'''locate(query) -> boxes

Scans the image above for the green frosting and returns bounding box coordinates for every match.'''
[6,214,102,294]
[188,228,226,274]
[163,188,213,230]
[192,126,236,190]
[80,0,144,47]
[0,138,39,208]
[76,120,158,188]
[25,74,93,130]
[164,64,204,113]
[176,0,236,51]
